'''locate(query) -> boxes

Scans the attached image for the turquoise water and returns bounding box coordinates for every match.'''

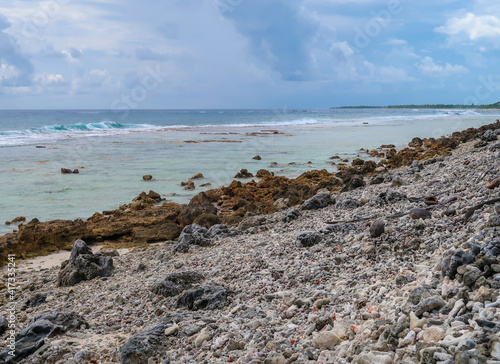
[1,108,499,234]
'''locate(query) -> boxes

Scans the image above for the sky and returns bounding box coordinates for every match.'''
[0,0,499,109]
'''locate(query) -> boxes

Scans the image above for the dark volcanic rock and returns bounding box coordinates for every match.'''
[0,310,88,363]
[283,208,301,223]
[150,271,205,297]
[57,240,114,286]
[177,285,232,310]
[207,224,238,239]
[301,192,335,210]
[410,208,431,220]
[120,316,181,364]
[0,316,6,336]
[172,224,211,253]
[369,220,385,238]
[336,199,360,210]
[441,249,476,279]
[297,231,323,247]
[482,129,498,141]
[341,176,365,192]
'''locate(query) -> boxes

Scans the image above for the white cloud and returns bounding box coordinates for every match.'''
[436,13,500,41]
[383,38,407,46]
[416,56,468,77]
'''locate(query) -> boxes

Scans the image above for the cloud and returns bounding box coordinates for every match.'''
[0,14,34,88]
[383,38,407,46]
[436,13,500,41]
[225,0,319,81]
[416,56,468,77]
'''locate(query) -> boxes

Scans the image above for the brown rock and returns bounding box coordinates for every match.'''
[143,174,153,181]
[234,169,254,178]
[5,216,26,225]
[352,158,365,166]
[486,177,500,189]
[72,169,79,174]
[361,160,377,173]
[410,208,431,220]
[408,137,423,147]
[380,144,395,148]
[369,220,385,238]
[184,181,195,190]
[61,168,72,174]
[190,192,212,205]
[190,173,204,180]
[252,155,262,160]
[256,169,273,178]
[193,213,221,228]
[179,204,218,227]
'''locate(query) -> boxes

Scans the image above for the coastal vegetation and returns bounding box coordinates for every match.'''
[332,101,500,109]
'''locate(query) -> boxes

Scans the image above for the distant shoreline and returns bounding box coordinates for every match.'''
[331,102,500,110]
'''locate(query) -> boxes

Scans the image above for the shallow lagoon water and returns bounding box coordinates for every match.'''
[1,108,498,234]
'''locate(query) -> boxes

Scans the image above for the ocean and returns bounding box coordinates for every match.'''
[1,108,499,234]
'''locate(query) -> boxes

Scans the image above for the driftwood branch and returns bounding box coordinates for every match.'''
[462,197,500,223]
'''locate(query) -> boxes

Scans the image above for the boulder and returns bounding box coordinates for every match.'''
[193,213,221,229]
[283,208,301,223]
[120,316,181,364]
[189,173,204,180]
[183,181,195,190]
[256,169,273,178]
[150,271,205,297]
[482,129,498,141]
[410,208,431,220]
[252,155,262,160]
[301,192,335,210]
[57,240,114,286]
[409,137,423,147]
[238,216,266,231]
[208,224,238,239]
[234,169,254,178]
[142,174,153,181]
[341,176,365,192]
[336,199,360,210]
[176,285,232,310]
[297,231,323,247]
[178,204,217,227]
[370,220,385,238]
[0,310,88,363]
[172,224,211,253]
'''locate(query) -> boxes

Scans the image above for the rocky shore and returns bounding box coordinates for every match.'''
[0,121,499,363]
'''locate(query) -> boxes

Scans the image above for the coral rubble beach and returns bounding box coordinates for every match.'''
[0,120,499,363]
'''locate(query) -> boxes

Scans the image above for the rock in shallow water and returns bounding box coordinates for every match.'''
[57,239,114,286]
